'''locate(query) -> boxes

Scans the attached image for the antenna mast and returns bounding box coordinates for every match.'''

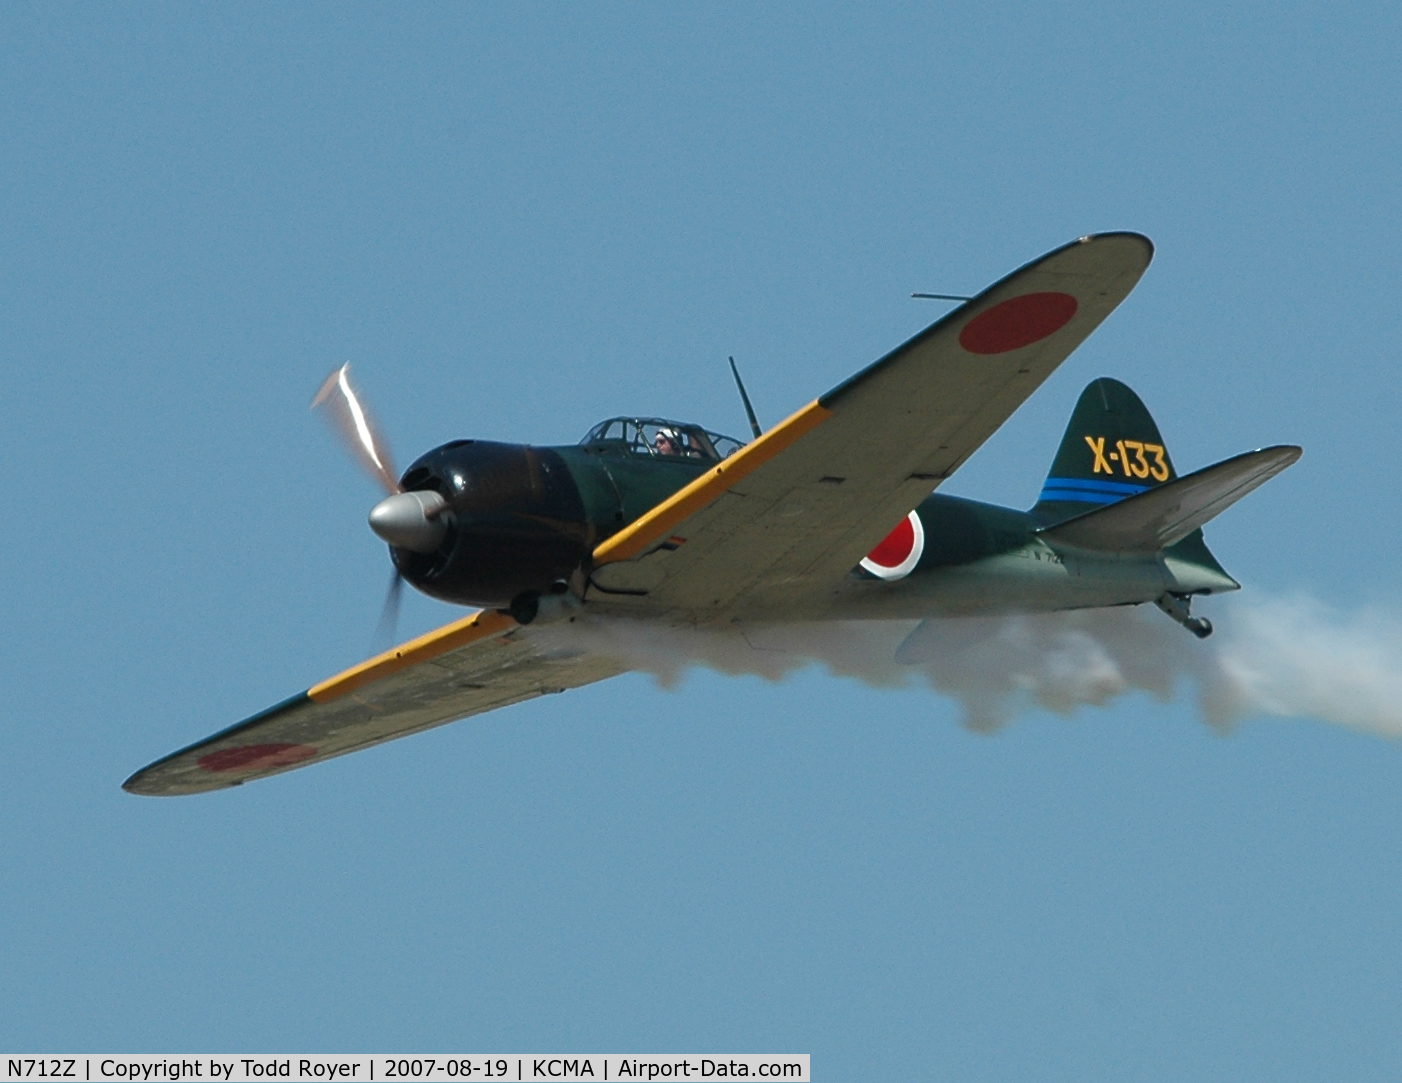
[728,356,763,440]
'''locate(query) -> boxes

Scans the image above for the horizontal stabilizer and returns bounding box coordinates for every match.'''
[1038,445,1301,554]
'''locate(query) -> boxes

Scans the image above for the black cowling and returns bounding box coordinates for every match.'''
[391,440,589,608]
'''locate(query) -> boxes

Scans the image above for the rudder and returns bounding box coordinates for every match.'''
[1034,377,1176,521]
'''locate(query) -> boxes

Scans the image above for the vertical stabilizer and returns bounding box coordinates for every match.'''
[1034,377,1177,522]
[1034,376,1239,593]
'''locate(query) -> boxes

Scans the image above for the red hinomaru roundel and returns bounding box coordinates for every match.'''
[959,292,1078,355]
[860,510,925,580]
[198,743,317,773]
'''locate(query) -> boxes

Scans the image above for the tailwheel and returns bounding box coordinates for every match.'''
[1155,593,1213,638]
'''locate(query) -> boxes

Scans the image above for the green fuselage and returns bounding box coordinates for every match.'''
[553,439,1236,622]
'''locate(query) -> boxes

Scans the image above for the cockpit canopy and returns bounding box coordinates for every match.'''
[580,417,746,462]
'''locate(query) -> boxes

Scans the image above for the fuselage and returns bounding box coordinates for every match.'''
[384,421,1236,622]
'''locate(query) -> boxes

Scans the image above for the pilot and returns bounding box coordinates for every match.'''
[654,428,681,456]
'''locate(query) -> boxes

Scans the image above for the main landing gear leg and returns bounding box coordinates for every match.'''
[1155,592,1213,639]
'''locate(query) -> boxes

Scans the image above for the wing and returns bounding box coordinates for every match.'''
[588,232,1154,618]
[1039,445,1302,554]
[124,608,627,796]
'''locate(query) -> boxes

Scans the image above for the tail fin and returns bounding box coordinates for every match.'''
[1033,377,1303,597]
[1034,377,1177,520]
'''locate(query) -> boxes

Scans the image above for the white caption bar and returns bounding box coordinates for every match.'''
[1,1057,809,1083]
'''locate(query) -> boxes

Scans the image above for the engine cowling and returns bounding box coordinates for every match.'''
[386,439,590,608]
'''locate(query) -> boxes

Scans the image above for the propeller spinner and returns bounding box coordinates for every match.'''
[313,363,593,618]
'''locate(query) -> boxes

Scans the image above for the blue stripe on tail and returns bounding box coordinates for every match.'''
[1038,476,1148,504]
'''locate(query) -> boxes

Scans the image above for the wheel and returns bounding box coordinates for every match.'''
[508,591,540,625]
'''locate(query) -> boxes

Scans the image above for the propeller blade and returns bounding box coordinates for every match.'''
[312,364,401,495]
[374,569,405,651]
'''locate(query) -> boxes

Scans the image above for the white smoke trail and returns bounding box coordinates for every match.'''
[528,596,1402,739]
[1210,598,1402,739]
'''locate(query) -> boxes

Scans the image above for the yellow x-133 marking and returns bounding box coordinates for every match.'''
[1084,435,1170,481]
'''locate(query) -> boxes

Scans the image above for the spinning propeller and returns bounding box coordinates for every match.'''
[312,364,449,644]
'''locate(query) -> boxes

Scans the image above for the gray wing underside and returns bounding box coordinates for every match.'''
[125,624,628,796]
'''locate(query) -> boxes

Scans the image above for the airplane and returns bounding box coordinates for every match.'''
[123,231,1300,796]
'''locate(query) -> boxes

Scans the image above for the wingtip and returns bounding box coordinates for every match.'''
[1255,443,1304,465]
[1079,230,1155,263]
[121,764,170,796]
[121,768,165,797]
[121,767,242,797]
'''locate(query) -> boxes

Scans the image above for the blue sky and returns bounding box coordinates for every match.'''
[3,3,1402,1078]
